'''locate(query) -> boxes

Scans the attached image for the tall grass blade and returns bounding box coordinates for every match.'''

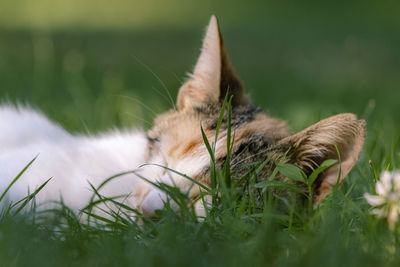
[0,155,38,202]
[13,177,52,215]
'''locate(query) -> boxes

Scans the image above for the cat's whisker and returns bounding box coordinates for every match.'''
[167,69,184,84]
[79,118,91,135]
[121,112,153,128]
[132,55,176,110]
[229,141,253,165]
[114,94,158,117]
[231,146,278,169]
[151,86,176,107]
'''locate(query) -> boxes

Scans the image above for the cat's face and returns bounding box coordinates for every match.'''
[147,104,289,189]
[140,16,365,216]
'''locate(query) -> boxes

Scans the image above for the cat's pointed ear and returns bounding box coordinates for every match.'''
[279,114,365,204]
[177,15,249,111]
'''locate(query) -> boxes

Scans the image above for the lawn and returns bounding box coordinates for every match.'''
[0,1,400,266]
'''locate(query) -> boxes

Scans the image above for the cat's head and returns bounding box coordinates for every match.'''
[141,16,365,215]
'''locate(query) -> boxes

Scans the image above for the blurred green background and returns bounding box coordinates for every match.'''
[0,0,399,138]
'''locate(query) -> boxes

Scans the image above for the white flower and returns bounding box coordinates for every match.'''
[364,170,400,228]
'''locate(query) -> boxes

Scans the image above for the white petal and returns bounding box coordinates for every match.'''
[381,171,393,192]
[364,193,385,206]
[370,208,385,217]
[393,172,400,191]
[376,182,388,196]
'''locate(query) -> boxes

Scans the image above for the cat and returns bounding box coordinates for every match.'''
[0,15,365,218]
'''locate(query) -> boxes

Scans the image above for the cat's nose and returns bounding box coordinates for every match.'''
[140,205,152,217]
[140,189,166,217]
[140,187,180,217]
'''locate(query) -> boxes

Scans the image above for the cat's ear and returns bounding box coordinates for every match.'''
[177,15,249,111]
[279,114,365,204]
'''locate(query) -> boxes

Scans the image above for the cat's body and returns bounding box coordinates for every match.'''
[0,105,151,211]
[0,16,365,217]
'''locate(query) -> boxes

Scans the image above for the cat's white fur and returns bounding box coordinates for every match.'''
[0,104,211,217]
[0,105,172,214]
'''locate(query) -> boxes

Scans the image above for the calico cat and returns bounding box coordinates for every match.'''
[0,16,365,217]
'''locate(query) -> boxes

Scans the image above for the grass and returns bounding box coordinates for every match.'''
[1,3,400,265]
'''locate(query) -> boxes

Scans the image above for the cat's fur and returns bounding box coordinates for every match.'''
[0,16,365,217]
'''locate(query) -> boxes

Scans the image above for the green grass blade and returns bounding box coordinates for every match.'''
[254,180,306,196]
[0,155,38,202]
[139,163,211,192]
[81,210,126,226]
[308,159,338,186]
[13,177,52,215]
[223,97,233,188]
[277,163,307,184]
[200,125,215,163]
[214,92,228,145]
